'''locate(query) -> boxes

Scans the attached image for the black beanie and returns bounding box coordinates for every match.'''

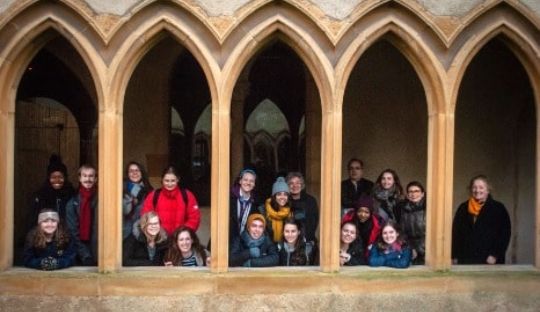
[47,154,68,177]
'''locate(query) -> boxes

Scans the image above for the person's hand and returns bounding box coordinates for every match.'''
[40,257,59,270]
[412,249,418,260]
[249,247,260,258]
[164,261,173,267]
[486,255,497,264]
[206,257,211,266]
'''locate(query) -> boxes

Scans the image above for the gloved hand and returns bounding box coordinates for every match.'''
[249,247,261,258]
[40,257,59,270]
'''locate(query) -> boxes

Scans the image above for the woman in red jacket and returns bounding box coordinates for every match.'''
[141,166,200,235]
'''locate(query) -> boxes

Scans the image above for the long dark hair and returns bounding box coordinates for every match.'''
[281,218,304,247]
[164,226,207,266]
[375,169,404,198]
[123,161,153,195]
[270,192,291,210]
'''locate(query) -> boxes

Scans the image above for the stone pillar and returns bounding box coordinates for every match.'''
[98,104,123,272]
[0,99,14,270]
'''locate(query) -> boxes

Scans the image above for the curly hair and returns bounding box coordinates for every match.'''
[32,212,70,250]
[164,227,207,266]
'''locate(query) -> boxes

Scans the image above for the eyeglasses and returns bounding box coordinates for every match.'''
[408,189,422,194]
[349,166,362,170]
[147,222,160,226]
[129,169,141,173]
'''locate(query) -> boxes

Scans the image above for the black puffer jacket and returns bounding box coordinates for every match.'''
[122,221,168,266]
[396,199,426,264]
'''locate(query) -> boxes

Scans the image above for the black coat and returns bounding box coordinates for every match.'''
[341,178,374,209]
[452,196,511,264]
[290,192,319,243]
[122,226,168,266]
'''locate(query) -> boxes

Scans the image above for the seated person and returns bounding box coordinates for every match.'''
[23,209,76,270]
[164,226,210,267]
[368,220,411,268]
[229,213,278,267]
[339,222,365,266]
[123,211,168,266]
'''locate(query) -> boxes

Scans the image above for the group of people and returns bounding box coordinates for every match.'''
[22,154,511,271]
[340,158,511,267]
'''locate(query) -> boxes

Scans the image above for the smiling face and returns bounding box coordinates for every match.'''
[380,172,395,190]
[177,230,193,254]
[49,171,65,190]
[144,216,160,237]
[283,223,300,245]
[79,168,97,190]
[341,223,357,245]
[275,191,289,206]
[356,207,371,223]
[288,177,303,196]
[239,172,256,194]
[128,164,142,183]
[407,185,425,203]
[471,179,489,203]
[162,173,179,191]
[40,219,58,236]
[382,225,398,245]
[248,219,265,240]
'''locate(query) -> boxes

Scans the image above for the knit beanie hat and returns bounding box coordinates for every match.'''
[47,154,68,178]
[37,210,60,224]
[246,213,266,229]
[272,177,289,196]
[354,196,374,213]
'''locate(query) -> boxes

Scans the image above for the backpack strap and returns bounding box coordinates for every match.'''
[180,188,188,207]
[152,188,161,209]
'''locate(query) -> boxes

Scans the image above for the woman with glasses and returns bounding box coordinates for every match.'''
[123,211,168,266]
[395,181,426,264]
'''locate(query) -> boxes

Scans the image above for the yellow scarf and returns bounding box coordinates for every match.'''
[467,196,484,217]
[265,198,292,242]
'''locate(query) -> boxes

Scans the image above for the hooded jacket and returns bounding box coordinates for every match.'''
[122,221,168,266]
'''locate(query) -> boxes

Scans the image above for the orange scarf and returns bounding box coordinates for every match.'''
[265,198,291,243]
[467,197,484,217]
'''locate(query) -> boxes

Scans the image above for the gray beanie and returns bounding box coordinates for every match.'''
[272,177,289,196]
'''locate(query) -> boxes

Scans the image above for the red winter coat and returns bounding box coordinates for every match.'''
[141,187,200,235]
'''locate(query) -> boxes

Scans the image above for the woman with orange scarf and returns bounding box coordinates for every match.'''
[452,175,511,264]
[262,177,292,243]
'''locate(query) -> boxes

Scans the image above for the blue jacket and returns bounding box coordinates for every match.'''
[368,244,411,268]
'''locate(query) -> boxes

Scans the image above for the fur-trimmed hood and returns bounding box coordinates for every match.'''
[132,220,168,244]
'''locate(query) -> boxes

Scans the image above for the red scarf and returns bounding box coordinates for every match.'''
[79,185,95,241]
